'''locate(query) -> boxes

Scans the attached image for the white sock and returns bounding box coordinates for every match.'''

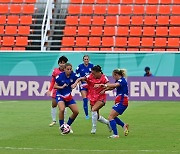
[64,107,67,122]
[98,116,109,125]
[92,111,98,128]
[51,107,56,122]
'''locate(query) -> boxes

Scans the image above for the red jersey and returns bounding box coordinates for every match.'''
[86,73,109,105]
[49,68,62,98]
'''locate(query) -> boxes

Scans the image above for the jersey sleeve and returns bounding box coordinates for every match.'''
[48,76,55,91]
[104,75,109,83]
[76,65,80,74]
[52,69,56,77]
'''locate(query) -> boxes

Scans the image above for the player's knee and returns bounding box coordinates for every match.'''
[108,115,113,121]
[73,110,79,116]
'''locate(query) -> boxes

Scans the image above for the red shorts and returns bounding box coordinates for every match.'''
[89,95,106,106]
[115,95,128,106]
[52,89,57,99]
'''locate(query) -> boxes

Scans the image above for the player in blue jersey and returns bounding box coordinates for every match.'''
[96,69,129,138]
[54,63,79,135]
[76,55,94,119]
[144,66,153,77]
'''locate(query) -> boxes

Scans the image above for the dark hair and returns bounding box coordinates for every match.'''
[92,65,103,73]
[65,63,72,68]
[145,67,150,71]
[113,69,127,78]
[58,56,68,64]
[83,55,89,60]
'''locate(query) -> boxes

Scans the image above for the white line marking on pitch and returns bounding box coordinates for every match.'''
[0,147,179,153]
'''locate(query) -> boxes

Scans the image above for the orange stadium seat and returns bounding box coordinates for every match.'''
[76,37,88,46]
[20,16,32,25]
[121,0,133,4]
[117,26,129,36]
[25,0,37,3]
[167,38,179,47]
[156,27,168,36]
[70,0,82,3]
[120,5,132,14]
[74,48,86,51]
[157,16,169,25]
[60,47,73,51]
[115,37,127,47]
[89,37,101,46]
[18,26,30,35]
[135,0,146,4]
[10,4,22,14]
[5,26,17,35]
[87,48,99,51]
[105,16,117,25]
[146,5,158,14]
[104,26,115,36]
[96,0,108,4]
[109,0,120,4]
[144,16,156,25]
[2,36,15,46]
[22,4,35,14]
[114,48,126,51]
[143,27,155,36]
[13,47,25,50]
[172,6,180,15]
[0,16,6,25]
[12,0,24,3]
[0,47,13,50]
[118,16,130,25]
[94,5,106,15]
[155,38,167,47]
[100,48,112,51]
[174,0,180,4]
[91,26,103,36]
[148,0,159,4]
[64,26,77,36]
[131,16,143,25]
[79,16,91,25]
[16,36,28,46]
[78,26,90,36]
[170,16,180,25]
[82,5,93,14]
[130,27,142,36]
[62,37,75,46]
[128,37,140,46]
[0,0,10,3]
[92,16,104,25]
[141,38,153,47]
[0,4,9,14]
[127,48,139,51]
[7,15,19,25]
[83,0,94,4]
[133,5,145,15]
[140,48,152,51]
[159,5,171,15]
[0,26,4,35]
[68,5,81,14]
[166,49,179,51]
[102,37,114,47]
[107,5,119,15]
[66,16,78,25]
[153,49,166,51]
[160,0,172,4]
[169,27,180,36]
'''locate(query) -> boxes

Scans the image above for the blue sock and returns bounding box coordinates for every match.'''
[67,117,75,126]
[114,117,124,128]
[59,120,64,127]
[109,120,118,135]
[83,98,88,116]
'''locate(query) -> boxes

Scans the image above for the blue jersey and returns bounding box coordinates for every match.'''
[116,77,128,96]
[76,63,94,77]
[55,72,78,96]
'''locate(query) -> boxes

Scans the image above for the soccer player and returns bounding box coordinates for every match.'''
[144,66,153,77]
[98,69,129,138]
[72,65,111,134]
[46,56,68,127]
[54,63,79,134]
[76,55,94,119]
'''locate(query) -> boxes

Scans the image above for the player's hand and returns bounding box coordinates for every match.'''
[94,84,101,88]
[46,90,51,96]
[100,89,105,94]
[71,83,76,89]
[63,83,68,88]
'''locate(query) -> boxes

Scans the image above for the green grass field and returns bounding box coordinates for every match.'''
[0,100,179,154]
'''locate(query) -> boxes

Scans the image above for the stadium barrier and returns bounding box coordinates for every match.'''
[0,76,179,101]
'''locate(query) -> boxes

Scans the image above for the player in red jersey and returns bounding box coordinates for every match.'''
[72,65,111,134]
[46,56,68,127]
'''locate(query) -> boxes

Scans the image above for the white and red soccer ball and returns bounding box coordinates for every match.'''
[61,124,71,134]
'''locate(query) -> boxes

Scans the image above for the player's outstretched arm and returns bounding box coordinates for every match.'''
[71,77,86,89]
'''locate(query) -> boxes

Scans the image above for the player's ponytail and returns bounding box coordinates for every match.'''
[113,68,127,78]
[92,65,103,74]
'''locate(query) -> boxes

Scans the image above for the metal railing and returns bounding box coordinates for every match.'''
[41,0,53,51]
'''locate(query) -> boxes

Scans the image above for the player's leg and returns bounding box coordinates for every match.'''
[81,90,89,119]
[58,100,66,127]
[49,98,57,127]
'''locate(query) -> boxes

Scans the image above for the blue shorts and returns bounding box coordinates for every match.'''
[79,85,88,92]
[56,96,76,107]
[112,103,127,115]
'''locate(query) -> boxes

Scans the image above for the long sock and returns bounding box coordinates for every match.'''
[83,98,88,116]
[114,117,124,128]
[64,107,67,122]
[92,111,98,128]
[109,120,118,135]
[59,119,64,127]
[51,107,56,122]
[67,117,75,126]
[98,116,109,125]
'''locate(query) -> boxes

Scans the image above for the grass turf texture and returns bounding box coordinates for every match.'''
[0,100,179,154]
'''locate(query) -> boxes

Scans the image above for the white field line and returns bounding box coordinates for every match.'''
[0,147,179,153]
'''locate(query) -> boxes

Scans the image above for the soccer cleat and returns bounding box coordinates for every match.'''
[91,127,96,134]
[107,122,112,132]
[85,115,90,120]
[108,134,119,138]
[49,121,56,127]
[70,128,73,134]
[124,124,129,136]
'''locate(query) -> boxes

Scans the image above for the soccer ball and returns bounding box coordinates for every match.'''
[60,124,71,134]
